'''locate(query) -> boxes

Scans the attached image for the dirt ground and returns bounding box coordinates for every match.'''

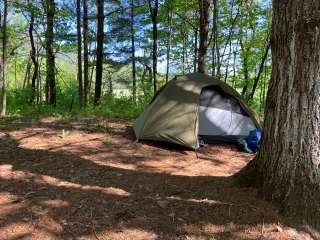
[0,117,317,240]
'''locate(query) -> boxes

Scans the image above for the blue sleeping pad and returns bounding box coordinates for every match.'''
[244,128,262,153]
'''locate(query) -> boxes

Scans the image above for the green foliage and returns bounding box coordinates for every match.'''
[0,0,272,119]
[4,85,151,121]
[87,94,150,120]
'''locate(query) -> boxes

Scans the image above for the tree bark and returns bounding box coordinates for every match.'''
[83,0,89,107]
[89,54,96,95]
[197,0,209,74]
[23,55,32,89]
[131,0,137,102]
[238,0,320,228]
[28,0,38,103]
[211,0,217,77]
[76,0,83,109]
[37,53,42,103]
[148,0,158,95]
[232,47,236,87]
[14,60,17,89]
[107,75,112,95]
[214,0,221,77]
[261,65,267,111]
[223,40,232,82]
[193,27,198,73]
[182,29,186,74]
[94,0,105,105]
[45,0,56,107]
[1,0,8,116]
[165,1,173,83]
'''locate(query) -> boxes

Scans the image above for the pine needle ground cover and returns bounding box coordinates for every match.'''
[0,117,315,240]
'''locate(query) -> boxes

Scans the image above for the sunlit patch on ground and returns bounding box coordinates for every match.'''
[0,117,316,239]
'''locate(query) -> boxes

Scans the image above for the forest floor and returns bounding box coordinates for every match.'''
[0,117,317,240]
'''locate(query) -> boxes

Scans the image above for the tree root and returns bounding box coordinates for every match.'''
[233,157,259,187]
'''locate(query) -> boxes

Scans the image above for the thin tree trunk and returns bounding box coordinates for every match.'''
[262,64,267,110]
[45,0,56,107]
[219,0,240,79]
[165,1,173,83]
[197,0,209,73]
[83,0,89,107]
[182,29,186,74]
[28,0,39,103]
[45,68,49,102]
[1,0,8,116]
[148,0,159,95]
[237,0,320,228]
[76,0,83,109]
[223,40,232,82]
[14,60,17,89]
[193,27,198,73]
[107,76,112,95]
[232,48,236,88]
[239,39,249,98]
[211,0,217,77]
[213,0,221,77]
[131,0,137,102]
[249,40,271,100]
[94,0,104,105]
[259,63,265,114]
[141,50,152,94]
[89,54,96,95]
[23,55,32,89]
[37,54,42,104]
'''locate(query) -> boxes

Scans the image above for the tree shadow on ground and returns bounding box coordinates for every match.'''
[0,119,286,240]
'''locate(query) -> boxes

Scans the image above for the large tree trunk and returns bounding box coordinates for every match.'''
[148,0,158,95]
[94,0,105,105]
[28,0,38,103]
[83,0,89,107]
[76,0,83,109]
[238,0,320,228]
[1,0,8,116]
[197,0,209,74]
[45,0,56,107]
[130,0,137,102]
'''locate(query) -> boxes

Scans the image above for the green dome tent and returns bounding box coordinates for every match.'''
[133,73,260,149]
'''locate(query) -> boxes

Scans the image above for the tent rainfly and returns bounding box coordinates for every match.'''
[133,73,260,149]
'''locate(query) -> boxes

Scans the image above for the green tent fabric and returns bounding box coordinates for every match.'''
[133,73,260,149]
